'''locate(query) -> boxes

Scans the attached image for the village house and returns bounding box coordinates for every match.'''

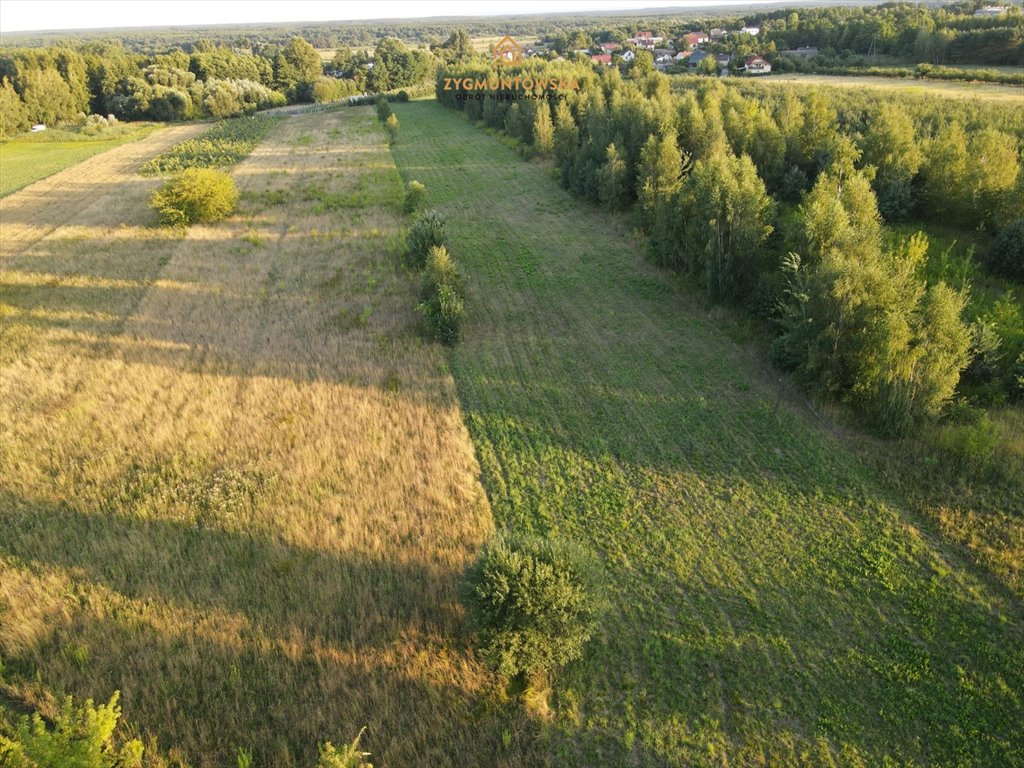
[628,30,663,49]
[709,28,727,41]
[688,48,711,69]
[654,49,676,69]
[974,5,1007,16]
[681,32,709,48]
[744,55,771,75]
[741,26,761,36]
[599,42,621,53]
[621,49,636,62]
[591,53,613,66]
[674,50,689,62]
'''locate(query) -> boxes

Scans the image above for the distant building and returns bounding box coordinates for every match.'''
[591,53,613,66]
[599,42,621,53]
[674,51,690,62]
[781,46,819,58]
[741,26,761,36]
[621,49,636,62]
[682,32,709,47]
[974,5,1007,16]
[654,50,676,69]
[689,49,730,72]
[710,28,727,41]
[688,49,712,68]
[629,30,663,49]
[744,55,772,75]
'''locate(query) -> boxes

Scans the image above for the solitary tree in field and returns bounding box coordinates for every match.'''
[462,534,600,681]
[385,113,399,144]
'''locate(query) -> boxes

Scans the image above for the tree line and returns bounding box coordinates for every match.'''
[437,59,1023,435]
[0,34,443,136]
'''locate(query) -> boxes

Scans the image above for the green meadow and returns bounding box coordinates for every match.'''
[389,100,1024,767]
[0,125,158,197]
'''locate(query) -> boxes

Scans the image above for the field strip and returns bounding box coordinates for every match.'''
[388,100,1024,766]
[0,107,531,766]
[0,123,206,259]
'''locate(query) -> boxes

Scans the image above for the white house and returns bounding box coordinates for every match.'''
[744,55,771,75]
[741,26,761,36]
[621,49,636,62]
[974,5,1007,16]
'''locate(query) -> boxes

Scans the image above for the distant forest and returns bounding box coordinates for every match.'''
[1,1,1020,137]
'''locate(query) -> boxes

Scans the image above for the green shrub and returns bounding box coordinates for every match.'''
[0,692,144,768]
[986,218,1024,282]
[403,180,425,214]
[461,533,600,679]
[417,245,465,344]
[385,113,399,144]
[375,96,392,122]
[316,728,372,767]
[406,210,446,267]
[150,168,239,227]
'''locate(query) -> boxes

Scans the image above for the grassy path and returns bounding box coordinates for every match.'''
[390,101,1024,767]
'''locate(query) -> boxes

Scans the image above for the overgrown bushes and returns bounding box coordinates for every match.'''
[404,180,425,213]
[140,114,276,175]
[986,218,1024,282]
[461,533,600,680]
[417,245,465,344]
[0,692,143,768]
[150,168,238,226]
[385,113,399,144]
[403,207,466,344]
[406,210,446,268]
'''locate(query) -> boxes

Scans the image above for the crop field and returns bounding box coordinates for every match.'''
[0,109,541,766]
[388,100,1024,767]
[747,72,1024,102]
[0,125,162,198]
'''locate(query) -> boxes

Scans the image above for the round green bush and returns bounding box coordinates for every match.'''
[406,210,446,267]
[404,180,426,214]
[150,168,239,227]
[986,218,1024,281]
[461,533,600,679]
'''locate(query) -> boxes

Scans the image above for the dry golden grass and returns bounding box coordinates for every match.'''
[0,110,535,766]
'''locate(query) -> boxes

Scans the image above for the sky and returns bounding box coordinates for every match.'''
[0,0,781,34]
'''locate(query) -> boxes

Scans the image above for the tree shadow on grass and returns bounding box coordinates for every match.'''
[0,485,461,651]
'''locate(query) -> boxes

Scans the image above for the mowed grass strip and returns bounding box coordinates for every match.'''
[389,101,1024,767]
[0,125,161,197]
[0,108,539,766]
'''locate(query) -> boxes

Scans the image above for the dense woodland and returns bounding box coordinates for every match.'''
[437,58,1023,439]
[0,34,437,135]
